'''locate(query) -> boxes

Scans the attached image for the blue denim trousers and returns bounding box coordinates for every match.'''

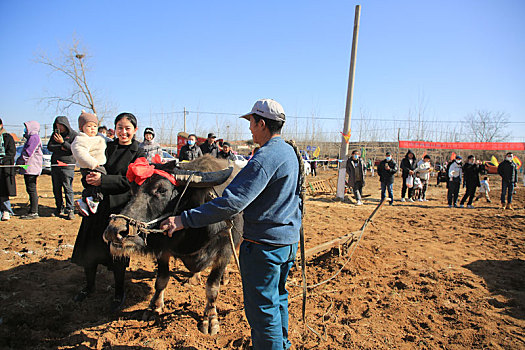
[0,197,14,215]
[380,182,394,202]
[239,240,298,350]
[501,181,515,204]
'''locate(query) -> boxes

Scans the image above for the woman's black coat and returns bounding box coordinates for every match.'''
[71,140,145,268]
[0,131,16,197]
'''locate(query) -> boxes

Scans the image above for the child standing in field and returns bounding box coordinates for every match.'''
[475,176,491,203]
[71,110,107,216]
[412,172,423,201]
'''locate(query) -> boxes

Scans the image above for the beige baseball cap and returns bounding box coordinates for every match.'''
[240,99,286,122]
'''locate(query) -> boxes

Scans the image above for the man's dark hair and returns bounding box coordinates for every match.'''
[467,155,475,160]
[386,151,391,156]
[252,114,284,135]
[188,133,197,139]
[423,155,431,159]
[506,152,513,156]
[0,118,3,125]
[351,149,359,155]
[98,125,108,132]
[484,176,488,180]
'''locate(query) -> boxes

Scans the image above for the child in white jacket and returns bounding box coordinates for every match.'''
[71,110,106,215]
[475,176,491,203]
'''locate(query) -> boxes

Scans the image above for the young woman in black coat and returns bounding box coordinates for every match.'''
[71,112,145,311]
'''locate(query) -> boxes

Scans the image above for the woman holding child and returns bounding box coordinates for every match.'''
[71,112,145,312]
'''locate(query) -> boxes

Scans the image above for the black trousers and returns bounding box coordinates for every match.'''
[447,180,460,205]
[23,174,39,214]
[460,184,477,206]
[420,180,428,199]
[401,177,413,199]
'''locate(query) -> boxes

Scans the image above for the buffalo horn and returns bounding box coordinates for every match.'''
[172,166,234,187]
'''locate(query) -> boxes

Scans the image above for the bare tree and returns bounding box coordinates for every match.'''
[463,110,510,142]
[35,37,105,120]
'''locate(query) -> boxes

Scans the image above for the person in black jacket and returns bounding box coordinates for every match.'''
[459,155,484,208]
[47,116,77,219]
[498,152,518,210]
[200,132,218,157]
[71,112,145,312]
[217,141,236,161]
[0,118,16,221]
[179,134,203,161]
[377,151,398,205]
[400,150,417,202]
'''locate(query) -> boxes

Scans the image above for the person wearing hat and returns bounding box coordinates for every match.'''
[377,151,398,205]
[446,155,463,208]
[71,110,107,216]
[160,99,301,350]
[217,141,236,161]
[200,132,219,157]
[139,127,163,163]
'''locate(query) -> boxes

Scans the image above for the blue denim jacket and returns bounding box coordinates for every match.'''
[180,136,301,245]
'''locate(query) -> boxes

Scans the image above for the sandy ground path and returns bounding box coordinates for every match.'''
[0,170,523,349]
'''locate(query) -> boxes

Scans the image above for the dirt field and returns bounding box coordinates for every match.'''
[1,169,524,349]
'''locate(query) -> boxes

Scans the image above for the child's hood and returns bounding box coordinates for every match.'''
[24,121,40,135]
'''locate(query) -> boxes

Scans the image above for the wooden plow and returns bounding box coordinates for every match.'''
[303,199,385,260]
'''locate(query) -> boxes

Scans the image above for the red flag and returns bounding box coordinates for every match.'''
[56,160,68,166]
[450,152,456,161]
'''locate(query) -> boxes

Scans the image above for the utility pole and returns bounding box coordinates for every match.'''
[183,107,187,133]
[336,5,361,199]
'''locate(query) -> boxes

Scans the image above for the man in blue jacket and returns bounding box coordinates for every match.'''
[161,99,300,350]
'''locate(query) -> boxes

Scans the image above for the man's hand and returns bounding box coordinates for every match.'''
[160,216,184,237]
[53,133,64,144]
[86,172,102,186]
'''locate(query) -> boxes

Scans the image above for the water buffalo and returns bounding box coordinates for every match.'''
[103,155,242,335]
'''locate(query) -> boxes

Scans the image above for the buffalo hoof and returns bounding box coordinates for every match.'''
[142,308,162,321]
[110,293,126,314]
[199,317,220,335]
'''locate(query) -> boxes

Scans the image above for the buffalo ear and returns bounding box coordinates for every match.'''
[173,166,234,188]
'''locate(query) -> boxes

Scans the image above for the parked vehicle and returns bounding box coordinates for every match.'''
[16,145,52,174]
[234,154,248,168]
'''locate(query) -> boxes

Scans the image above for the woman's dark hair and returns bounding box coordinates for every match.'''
[252,114,284,135]
[114,112,138,129]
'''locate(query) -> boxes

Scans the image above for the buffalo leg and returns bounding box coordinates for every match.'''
[143,252,171,320]
[200,255,230,335]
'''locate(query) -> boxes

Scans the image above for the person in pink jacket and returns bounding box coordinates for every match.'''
[16,121,43,219]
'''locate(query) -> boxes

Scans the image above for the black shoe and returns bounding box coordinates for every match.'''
[73,288,93,302]
[51,209,62,217]
[20,213,39,220]
[110,292,126,313]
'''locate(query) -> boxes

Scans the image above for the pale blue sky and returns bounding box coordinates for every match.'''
[1,0,524,142]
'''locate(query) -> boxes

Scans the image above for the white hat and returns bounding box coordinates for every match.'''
[240,99,286,122]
